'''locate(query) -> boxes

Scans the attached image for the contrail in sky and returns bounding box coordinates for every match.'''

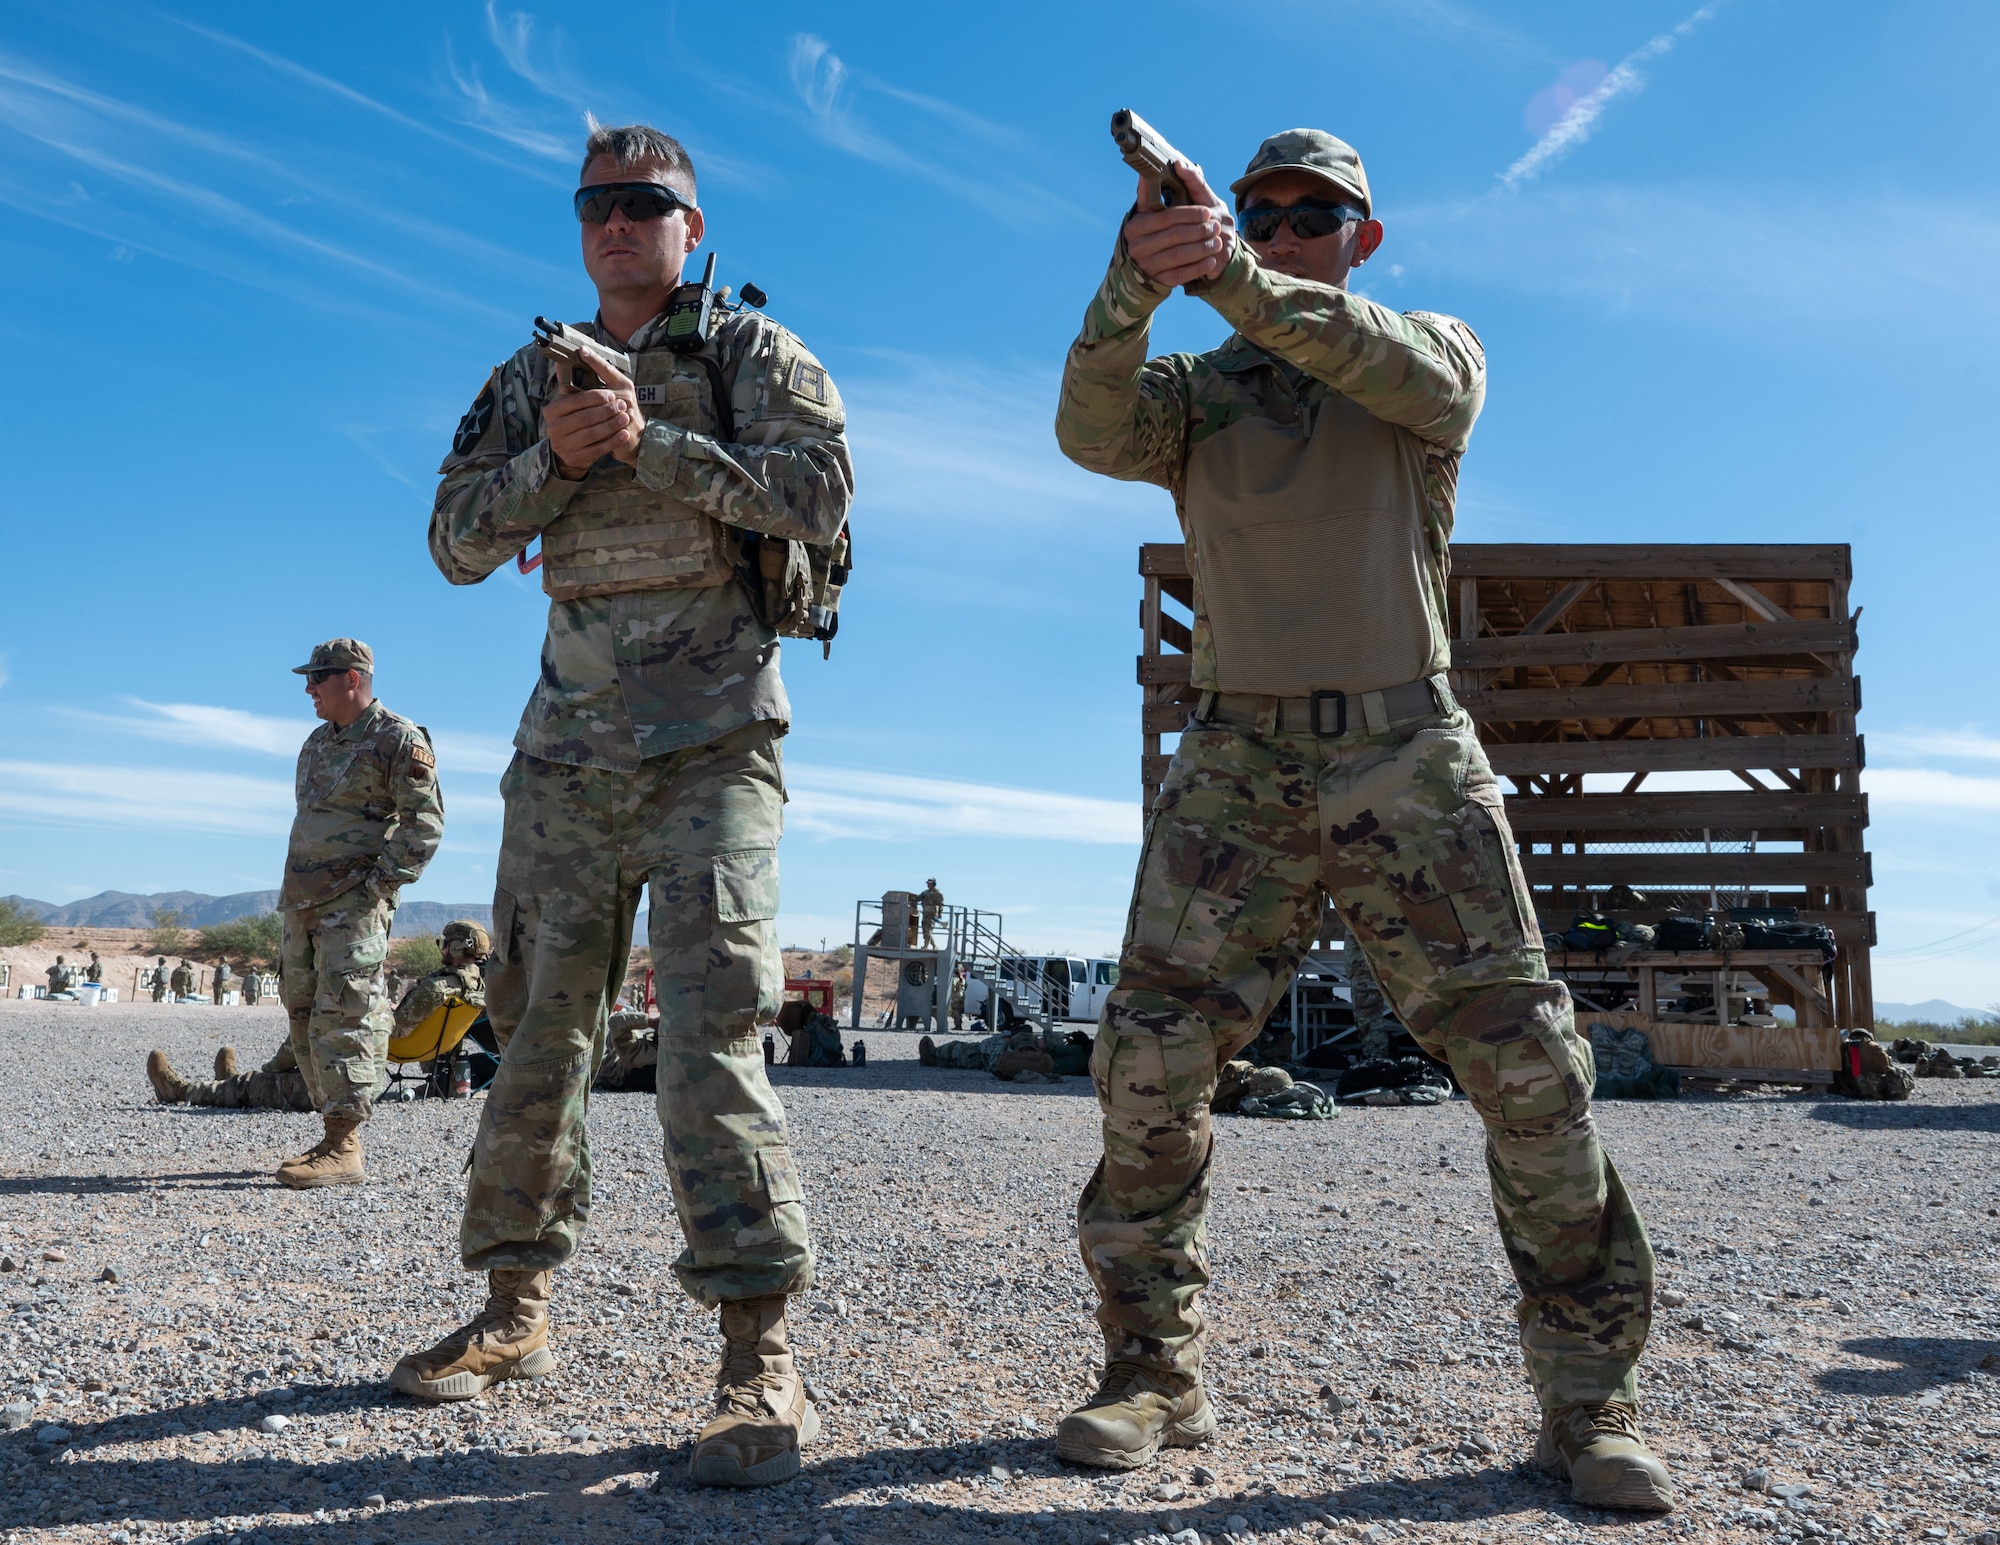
[1501,4,1721,189]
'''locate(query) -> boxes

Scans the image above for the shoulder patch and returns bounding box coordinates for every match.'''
[452,370,500,457]
[766,332,845,430]
[407,741,436,771]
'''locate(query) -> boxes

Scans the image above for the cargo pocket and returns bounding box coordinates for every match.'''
[1461,1019,1595,1130]
[1092,1023,1219,1116]
[712,848,779,924]
[757,1146,805,1205]
[1132,820,1267,972]
[1383,804,1530,971]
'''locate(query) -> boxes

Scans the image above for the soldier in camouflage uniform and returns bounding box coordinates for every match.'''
[1049,132,1671,1511]
[145,932,482,1113]
[392,123,850,1492]
[277,637,445,1189]
[150,957,170,1003]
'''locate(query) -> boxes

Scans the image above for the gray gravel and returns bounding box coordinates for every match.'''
[3,999,1998,1545]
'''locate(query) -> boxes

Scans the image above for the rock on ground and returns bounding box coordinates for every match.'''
[1,1000,1997,1544]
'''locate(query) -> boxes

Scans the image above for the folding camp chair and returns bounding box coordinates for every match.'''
[384,999,499,1099]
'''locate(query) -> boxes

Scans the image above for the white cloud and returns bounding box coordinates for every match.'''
[69,700,516,780]
[1868,729,2000,764]
[785,764,1140,845]
[1864,767,2000,813]
[1501,5,1722,189]
[0,760,293,836]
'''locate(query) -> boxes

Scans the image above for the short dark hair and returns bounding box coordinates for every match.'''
[580,119,696,202]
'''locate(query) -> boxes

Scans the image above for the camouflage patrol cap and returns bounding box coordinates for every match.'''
[292,638,375,676]
[440,920,492,958]
[1230,129,1371,216]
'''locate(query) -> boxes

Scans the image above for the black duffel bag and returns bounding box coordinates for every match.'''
[1739,918,1837,961]
[1653,914,1712,951]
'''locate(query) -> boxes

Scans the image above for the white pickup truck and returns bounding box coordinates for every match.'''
[967,955,1119,1025]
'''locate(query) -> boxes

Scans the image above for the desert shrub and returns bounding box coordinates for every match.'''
[1877,1014,2000,1047]
[198,912,284,967]
[147,906,188,956]
[0,899,45,947]
[390,935,443,977]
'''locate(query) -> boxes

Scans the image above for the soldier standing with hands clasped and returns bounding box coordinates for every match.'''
[396,123,852,1491]
[277,638,444,1188]
[1049,130,1672,1510]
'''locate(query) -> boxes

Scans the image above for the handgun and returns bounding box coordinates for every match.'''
[1110,109,1190,207]
[532,317,633,391]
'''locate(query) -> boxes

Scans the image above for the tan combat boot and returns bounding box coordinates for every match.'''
[214,1047,238,1079]
[1055,1361,1216,1470]
[1536,1399,1676,1511]
[391,1269,556,1401]
[146,1051,189,1104]
[276,1117,365,1189]
[689,1296,819,1487]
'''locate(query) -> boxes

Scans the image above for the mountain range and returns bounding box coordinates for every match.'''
[5,890,492,939]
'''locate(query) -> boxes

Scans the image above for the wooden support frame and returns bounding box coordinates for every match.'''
[1136,541,1874,1027]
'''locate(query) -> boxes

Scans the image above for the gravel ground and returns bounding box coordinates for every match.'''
[2,1000,1998,1545]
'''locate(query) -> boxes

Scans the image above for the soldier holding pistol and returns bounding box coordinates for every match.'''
[1050,126,1672,1510]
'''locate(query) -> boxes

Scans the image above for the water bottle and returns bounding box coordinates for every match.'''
[451,1050,472,1099]
[762,1034,775,1066]
[852,1039,866,1067]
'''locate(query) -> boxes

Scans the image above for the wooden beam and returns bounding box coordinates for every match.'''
[1451,544,1851,581]
[1453,618,1856,670]
[1712,575,1787,623]
[1487,734,1858,777]
[1520,579,1594,636]
[1500,790,1867,832]
[1142,700,1201,734]
[1521,853,1872,886]
[1142,753,1172,790]
[1460,677,1856,721]
[1140,543,1191,578]
[1138,652,1193,685]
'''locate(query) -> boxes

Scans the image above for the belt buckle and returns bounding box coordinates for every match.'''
[1310,690,1347,737]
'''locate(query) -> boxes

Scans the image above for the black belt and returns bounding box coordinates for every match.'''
[1196,674,1453,736]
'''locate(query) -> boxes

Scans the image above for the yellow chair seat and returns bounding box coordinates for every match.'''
[388,1000,482,1065]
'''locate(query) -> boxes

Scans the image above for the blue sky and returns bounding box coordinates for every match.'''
[1,0,1996,1006]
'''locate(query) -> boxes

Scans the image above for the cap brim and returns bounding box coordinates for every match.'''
[290,663,317,674]
[1230,162,1370,214]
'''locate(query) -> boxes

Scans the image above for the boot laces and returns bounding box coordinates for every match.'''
[1558,1399,1642,1447]
[1095,1361,1154,1401]
[715,1340,772,1416]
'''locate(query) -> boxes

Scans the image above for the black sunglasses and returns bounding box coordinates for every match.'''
[574,181,693,224]
[306,668,352,686]
[1237,199,1367,243]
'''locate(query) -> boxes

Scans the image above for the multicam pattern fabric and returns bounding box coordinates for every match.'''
[1078,714,1654,1413]
[392,962,486,1036]
[280,699,445,911]
[1054,239,1484,692]
[182,1041,314,1112]
[460,722,814,1307]
[596,1008,661,1089]
[279,892,397,1122]
[432,308,854,770]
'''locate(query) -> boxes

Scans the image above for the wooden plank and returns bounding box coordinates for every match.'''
[1463,678,1857,721]
[1536,911,1876,946]
[1712,575,1787,623]
[1488,734,1858,776]
[1142,753,1172,789]
[1580,1013,1842,1071]
[1139,652,1194,685]
[1524,852,1871,886]
[1500,790,1867,832]
[1143,700,1203,733]
[1520,579,1594,636]
[1450,544,1851,581]
[1140,543,1192,578]
[1454,618,1856,670]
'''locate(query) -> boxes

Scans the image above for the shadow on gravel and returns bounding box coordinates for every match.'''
[0,1170,271,1196]
[1815,1336,2000,1397]
[1804,1098,2000,1133]
[6,1414,1581,1542]
[764,1067,1098,1099]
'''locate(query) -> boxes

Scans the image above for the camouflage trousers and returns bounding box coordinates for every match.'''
[463,723,814,1307]
[1080,709,1653,1411]
[279,891,395,1122]
[1331,912,1404,1060]
[185,1041,314,1112]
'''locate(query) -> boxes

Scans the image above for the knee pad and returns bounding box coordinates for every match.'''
[1442,983,1593,1134]
[1093,991,1220,1117]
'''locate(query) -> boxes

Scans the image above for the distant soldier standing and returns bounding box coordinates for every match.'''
[277,638,444,1188]
[212,959,234,1005]
[1049,131,1671,1509]
[917,878,944,950]
[243,968,264,1007]
[394,122,852,1492]
[169,959,193,999]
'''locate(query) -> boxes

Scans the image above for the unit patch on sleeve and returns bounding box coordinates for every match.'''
[789,359,827,404]
[452,374,498,457]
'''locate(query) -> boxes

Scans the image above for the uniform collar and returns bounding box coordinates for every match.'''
[1207,333,1277,374]
[328,699,384,742]
[593,310,678,352]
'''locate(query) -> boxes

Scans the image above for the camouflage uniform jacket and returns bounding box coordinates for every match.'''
[1054,237,1485,693]
[392,961,486,1037]
[280,700,445,912]
[431,307,854,769]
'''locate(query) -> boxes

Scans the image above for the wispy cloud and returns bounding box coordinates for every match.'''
[785,765,1140,845]
[63,700,517,781]
[1500,5,1721,189]
[0,760,293,836]
[1865,767,2000,814]
[1869,729,2000,764]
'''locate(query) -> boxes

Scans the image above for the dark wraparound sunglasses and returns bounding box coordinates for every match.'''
[1238,199,1367,243]
[306,668,353,685]
[574,182,693,223]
